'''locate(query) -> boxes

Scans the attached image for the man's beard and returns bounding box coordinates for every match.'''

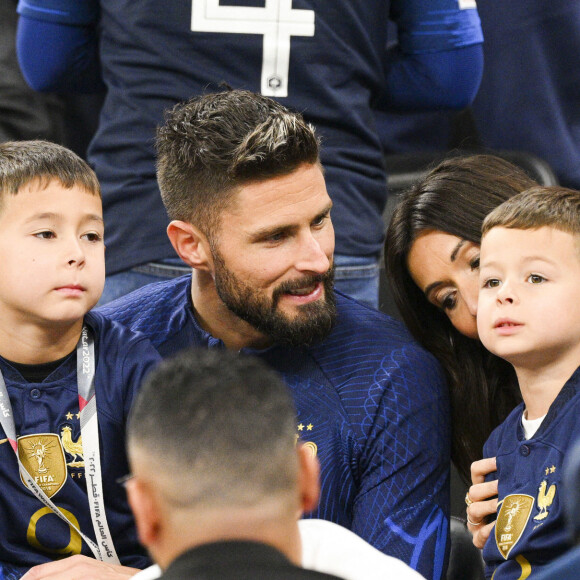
[212,250,337,348]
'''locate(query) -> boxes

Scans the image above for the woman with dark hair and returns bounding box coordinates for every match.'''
[385,154,536,486]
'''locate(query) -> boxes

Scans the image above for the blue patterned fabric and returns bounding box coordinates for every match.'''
[482,367,580,579]
[0,312,160,574]
[99,276,451,579]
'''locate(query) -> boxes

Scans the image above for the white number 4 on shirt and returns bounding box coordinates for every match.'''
[191,0,315,98]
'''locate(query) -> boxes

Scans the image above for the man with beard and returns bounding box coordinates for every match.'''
[98,90,451,580]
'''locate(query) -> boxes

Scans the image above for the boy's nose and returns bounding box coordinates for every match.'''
[496,281,516,304]
[66,241,86,267]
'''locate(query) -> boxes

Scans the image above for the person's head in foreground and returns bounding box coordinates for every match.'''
[157,89,336,351]
[385,154,536,481]
[478,186,580,390]
[0,140,104,353]
[125,349,320,572]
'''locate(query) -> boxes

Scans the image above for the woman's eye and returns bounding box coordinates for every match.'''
[470,256,480,270]
[441,293,457,311]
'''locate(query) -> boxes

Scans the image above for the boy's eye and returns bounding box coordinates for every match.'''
[82,232,103,243]
[528,274,546,284]
[483,278,501,289]
[34,231,55,239]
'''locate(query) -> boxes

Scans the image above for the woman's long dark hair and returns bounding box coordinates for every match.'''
[385,154,536,483]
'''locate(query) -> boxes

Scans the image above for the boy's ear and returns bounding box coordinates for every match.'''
[167,220,212,271]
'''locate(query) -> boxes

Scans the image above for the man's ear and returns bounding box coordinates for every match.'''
[297,444,320,515]
[167,220,212,271]
[126,477,163,550]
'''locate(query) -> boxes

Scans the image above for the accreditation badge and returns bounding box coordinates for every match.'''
[18,434,67,498]
[495,494,534,559]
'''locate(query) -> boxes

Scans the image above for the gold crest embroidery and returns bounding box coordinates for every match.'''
[18,434,67,498]
[495,494,534,559]
[534,480,556,521]
[60,426,84,468]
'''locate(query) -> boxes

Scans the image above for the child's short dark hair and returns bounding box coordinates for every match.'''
[482,186,580,240]
[0,141,101,209]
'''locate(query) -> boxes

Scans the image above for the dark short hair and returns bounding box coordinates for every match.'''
[127,349,299,507]
[0,141,101,211]
[385,154,534,482]
[156,89,320,236]
[482,185,580,239]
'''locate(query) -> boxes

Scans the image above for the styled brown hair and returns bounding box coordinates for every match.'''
[156,89,320,237]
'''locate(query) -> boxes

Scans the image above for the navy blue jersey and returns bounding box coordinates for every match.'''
[99,276,452,580]
[17,0,482,275]
[482,367,580,579]
[0,312,161,576]
[470,1,580,190]
[378,1,580,191]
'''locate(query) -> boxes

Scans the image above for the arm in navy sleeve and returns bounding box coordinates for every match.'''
[16,0,104,93]
[377,0,483,111]
[379,45,483,110]
[351,346,451,580]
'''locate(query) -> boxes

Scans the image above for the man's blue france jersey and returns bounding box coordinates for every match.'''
[99,276,452,580]
[0,312,161,578]
[482,367,580,579]
[17,0,482,275]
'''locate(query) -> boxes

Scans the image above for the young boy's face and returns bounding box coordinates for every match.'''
[477,226,580,369]
[0,179,105,327]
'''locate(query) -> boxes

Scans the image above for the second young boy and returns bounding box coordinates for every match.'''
[477,186,580,579]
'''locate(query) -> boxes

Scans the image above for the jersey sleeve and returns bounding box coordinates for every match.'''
[351,345,451,580]
[16,0,103,93]
[380,0,483,111]
[391,0,483,54]
[17,0,98,25]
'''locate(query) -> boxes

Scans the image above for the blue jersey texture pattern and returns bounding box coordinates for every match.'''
[482,367,580,579]
[0,312,161,576]
[99,276,452,579]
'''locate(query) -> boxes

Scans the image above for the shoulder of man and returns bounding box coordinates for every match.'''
[96,275,192,349]
[312,291,445,382]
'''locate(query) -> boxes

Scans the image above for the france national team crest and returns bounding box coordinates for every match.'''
[17,433,67,498]
[534,478,556,521]
[495,494,534,559]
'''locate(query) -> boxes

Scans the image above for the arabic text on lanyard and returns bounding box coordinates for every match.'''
[0,326,119,563]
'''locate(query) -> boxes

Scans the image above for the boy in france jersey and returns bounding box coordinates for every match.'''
[474,186,580,578]
[0,141,161,579]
